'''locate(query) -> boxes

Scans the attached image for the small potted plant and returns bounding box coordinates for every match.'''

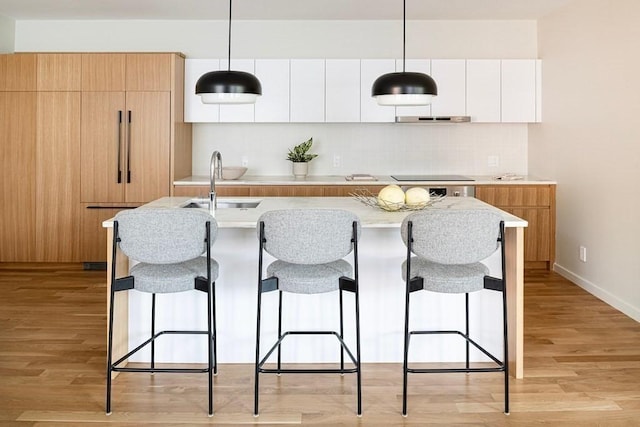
[287,137,317,178]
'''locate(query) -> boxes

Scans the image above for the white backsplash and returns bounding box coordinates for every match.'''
[192,123,528,177]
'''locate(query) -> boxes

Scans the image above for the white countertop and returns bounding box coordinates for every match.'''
[174,174,556,186]
[104,196,528,229]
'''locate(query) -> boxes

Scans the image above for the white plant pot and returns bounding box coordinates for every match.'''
[292,162,309,178]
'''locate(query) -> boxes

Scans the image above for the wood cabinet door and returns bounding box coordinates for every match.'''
[0,54,36,91]
[0,92,37,261]
[82,54,126,91]
[124,91,171,203]
[81,92,127,203]
[126,54,172,91]
[504,207,551,263]
[35,92,82,262]
[37,53,82,91]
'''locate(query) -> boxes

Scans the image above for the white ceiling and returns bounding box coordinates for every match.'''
[0,0,574,21]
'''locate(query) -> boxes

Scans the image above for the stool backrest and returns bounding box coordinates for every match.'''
[401,209,502,264]
[115,208,216,264]
[258,209,360,264]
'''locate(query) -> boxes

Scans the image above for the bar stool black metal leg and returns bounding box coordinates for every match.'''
[339,289,345,371]
[277,290,283,372]
[151,293,156,371]
[354,283,362,416]
[254,282,263,417]
[465,293,470,371]
[212,281,218,375]
[402,279,411,417]
[106,284,116,415]
[207,280,214,416]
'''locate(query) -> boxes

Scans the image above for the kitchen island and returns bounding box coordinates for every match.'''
[104,196,528,378]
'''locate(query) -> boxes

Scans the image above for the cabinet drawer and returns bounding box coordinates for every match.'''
[475,185,551,207]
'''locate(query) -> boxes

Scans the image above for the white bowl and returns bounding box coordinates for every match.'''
[221,166,247,180]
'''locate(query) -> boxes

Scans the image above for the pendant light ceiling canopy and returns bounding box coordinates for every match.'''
[196,0,262,104]
[371,0,437,106]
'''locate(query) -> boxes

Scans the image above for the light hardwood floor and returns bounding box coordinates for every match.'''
[0,264,639,426]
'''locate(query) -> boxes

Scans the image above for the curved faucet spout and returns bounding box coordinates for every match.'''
[210,151,222,210]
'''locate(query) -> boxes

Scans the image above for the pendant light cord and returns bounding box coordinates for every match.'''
[227,0,232,71]
[402,0,406,72]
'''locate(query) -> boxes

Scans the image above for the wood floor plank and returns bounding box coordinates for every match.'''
[0,265,639,425]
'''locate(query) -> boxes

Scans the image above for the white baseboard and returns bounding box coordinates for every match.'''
[553,263,640,322]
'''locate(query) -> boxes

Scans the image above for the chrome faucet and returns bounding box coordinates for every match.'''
[209,151,222,210]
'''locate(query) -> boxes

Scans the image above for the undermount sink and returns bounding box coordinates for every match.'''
[180,198,261,209]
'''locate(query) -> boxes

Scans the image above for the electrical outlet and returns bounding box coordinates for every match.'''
[488,155,500,168]
[579,246,587,263]
[241,156,248,167]
[333,155,341,168]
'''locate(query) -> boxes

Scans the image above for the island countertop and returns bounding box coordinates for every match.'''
[104,196,528,229]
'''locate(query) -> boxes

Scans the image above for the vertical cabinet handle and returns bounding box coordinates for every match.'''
[117,111,123,184]
[127,110,132,183]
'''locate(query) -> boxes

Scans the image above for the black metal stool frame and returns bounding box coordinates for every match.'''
[106,220,217,416]
[402,220,509,416]
[254,220,362,416]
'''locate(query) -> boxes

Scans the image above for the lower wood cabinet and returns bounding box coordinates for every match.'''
[475,185,556,270]
[173,184,384,197]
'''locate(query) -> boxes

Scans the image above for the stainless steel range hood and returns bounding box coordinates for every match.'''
[395,116,471,123]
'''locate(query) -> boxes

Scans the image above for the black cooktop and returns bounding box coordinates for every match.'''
[391,174,475,182]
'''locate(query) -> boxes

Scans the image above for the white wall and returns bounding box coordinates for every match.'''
[193,123,528,176]
[14,19,537,58]
[530,0,640,321]
[0,15,15,52]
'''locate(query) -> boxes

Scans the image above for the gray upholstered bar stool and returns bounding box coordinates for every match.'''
[254,209,362,416]
[107,208,218,416]
[400,209,509,416]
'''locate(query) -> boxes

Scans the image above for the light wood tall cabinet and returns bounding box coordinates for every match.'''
[475,184,556,270]
[80,53,190,263]
[0,52,191,263]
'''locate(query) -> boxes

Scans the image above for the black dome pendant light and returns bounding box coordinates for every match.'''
[196,0,262,104]
[371,0,437,106]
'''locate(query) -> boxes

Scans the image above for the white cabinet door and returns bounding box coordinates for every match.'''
[290,59,325,123]
[219,59,255,123]
[361,59,396,122]
[395,59,432,117]
[501,59,536,123]
[430,59,466,116]
[466,59,501,123]
[254,59,289,122]
[325,59,360,122]
[184,59,220,123]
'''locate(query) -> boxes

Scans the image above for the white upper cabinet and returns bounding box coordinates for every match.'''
[325,59,360,122]
[466,59,501,123]
[254,59,290,123]
[219,59,255,123]
[501,59,536,123]
[290,59,325,123]
[430,59,466,116]
[361,59,396,122]
[185,57,541,124]
[394,59,432,118]
[184,59,220,123]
